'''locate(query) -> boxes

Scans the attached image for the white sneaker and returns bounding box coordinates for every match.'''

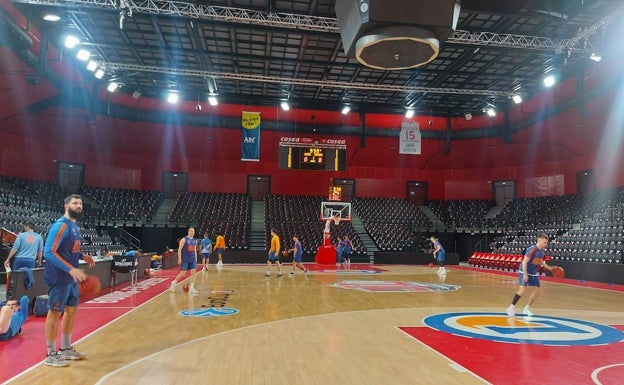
[288,272,295,278]
[216,261,223,268]
[506,305,515,317]
[523,306,534,316]
[169,281,176,292]
[189,286,199,294]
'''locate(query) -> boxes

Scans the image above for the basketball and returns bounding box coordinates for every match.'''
[78,275,101,297]
[183,284,190,293]
[144,268,151,277]
[282,250,289,257]
[551,266,565,278]
[428,262,434,268]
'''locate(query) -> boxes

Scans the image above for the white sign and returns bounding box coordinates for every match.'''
[399,121,421,154]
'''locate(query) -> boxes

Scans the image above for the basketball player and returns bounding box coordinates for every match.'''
[265,229,283,278]
[213,233,226,268]
[341,235,354,266]
[431,236,446,275]
[170,227,199,294]
[0,295,29,341]
[43,194,95,367]
[506,233,554,317]
[288,235,308,277]
[200,233,212,271]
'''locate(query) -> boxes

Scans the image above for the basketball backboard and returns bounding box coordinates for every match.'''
[320,201,351,222]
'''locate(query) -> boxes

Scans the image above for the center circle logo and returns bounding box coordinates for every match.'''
[179,307,239,318]
[423,312,624,346]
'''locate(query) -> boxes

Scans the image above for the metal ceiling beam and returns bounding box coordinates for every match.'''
[11,0,618,53]
[103,62,515,97]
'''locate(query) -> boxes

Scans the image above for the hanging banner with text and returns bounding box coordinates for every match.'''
[399,121,421,154]
[241,111,260,161]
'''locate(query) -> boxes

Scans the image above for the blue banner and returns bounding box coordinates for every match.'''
[241,111,260,161]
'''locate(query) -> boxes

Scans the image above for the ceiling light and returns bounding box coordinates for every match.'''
[43,14,60,22]
[590,52,602,62]
[94,69,105,79]
[512,95,522,104]
[341,106,350,115]
[167,92,179,104]
[64,36,80,49]
[208,96,218,106]
[464,112,472,121]
[486,108,496,117]
[107,82,119,92]
[280,101,290,111]
[86,60,98,72]
[543,75,556,87]
[404,109,415,118]
[76,49,90,61]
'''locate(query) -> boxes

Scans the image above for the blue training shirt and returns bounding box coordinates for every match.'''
[43,216,83,285]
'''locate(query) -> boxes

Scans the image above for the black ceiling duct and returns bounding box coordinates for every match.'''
[334,0,461,70]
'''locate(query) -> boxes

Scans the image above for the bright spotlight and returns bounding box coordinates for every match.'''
[280,101,290,111]
[404,109,415,118]
[107,82,119,92]
[512,95,522,104]
[208,96,218,106]
[341,106,350,115]
[543,75,556,87]
[86,60,98,72]
[590,53,602,62]
[94,69,105,79]
[486,108,496,117]
[167,93,179,104]
[76,49,90,61]
[64,36,80,49]
[43,14,60,22]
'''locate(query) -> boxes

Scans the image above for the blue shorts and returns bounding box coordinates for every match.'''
[519,273,540,287]
[293,253,303,263]
[200,252,211,259]
[268,251,280,262]
[215,248,224,257]
[14,258,36,270]
[180,260,197,271]
[437,250,446,262]
[48,283,79,313]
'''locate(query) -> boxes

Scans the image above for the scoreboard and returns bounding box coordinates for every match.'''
[278,137,347,171]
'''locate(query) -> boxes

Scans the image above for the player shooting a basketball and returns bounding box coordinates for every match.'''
[324,213,341,233]
[506,233,554,317]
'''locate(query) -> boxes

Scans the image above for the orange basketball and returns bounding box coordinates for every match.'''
[428,262,434,268]
[282,250,289,257]
[551,266,565,278]
[78,275,101,297]
[144,268,151,277]
[182,284,190,293]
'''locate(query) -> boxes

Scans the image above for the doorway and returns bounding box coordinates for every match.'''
[406,181,428,205]
[247,175,271,201]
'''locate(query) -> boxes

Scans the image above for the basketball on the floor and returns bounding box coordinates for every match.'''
[282,250,289,257]
[551,266,565,278]
[144,268,151,277]
[183,284,190,293]
[428,262,434,268]
[79,275,101,297]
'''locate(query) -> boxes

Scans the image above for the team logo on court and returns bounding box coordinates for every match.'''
[179,307,239,318]
[330,280,460,292]
[423,312,624,346]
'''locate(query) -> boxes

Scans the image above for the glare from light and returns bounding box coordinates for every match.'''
[167,93,179,104]
[280,101,290,111]
[404,109,415,118]
[76,49,90,61]
[86,60,98,72]
[543,75,556,87]
[94,69,105,79]
[43,14,61,22]
[486,108,496,117]
[341,106,350,115]
[208,96,218,106]
[590,53,602,62]
[512,95,522,104]
[64,36,80,49]
[107,82,119,92]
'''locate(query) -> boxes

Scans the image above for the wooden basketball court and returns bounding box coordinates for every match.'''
[3,264,624,385]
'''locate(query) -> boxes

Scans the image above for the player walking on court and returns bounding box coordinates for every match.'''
[431,236,446,275]
[506,233,554,317]
[200,233,212,271]
[341,235,354,266]
[43,194,95,367]
[170,227,199,294]
[288,235,308,277]
[265,229,283,278]
[213,233,226,269]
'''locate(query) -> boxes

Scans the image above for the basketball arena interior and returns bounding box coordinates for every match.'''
[1,1,624,384]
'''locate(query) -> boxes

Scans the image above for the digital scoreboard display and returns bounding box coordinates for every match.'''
[278,146,346,171]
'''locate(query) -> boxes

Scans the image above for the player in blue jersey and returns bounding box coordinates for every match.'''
[506,234,554,317]
[170,227,199,294]
[0,295,29,341]
[431,236,446,275]
[43,194,95,367]
[288,235,308,277]
[200,232,213,271]
[4,221,43,270]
